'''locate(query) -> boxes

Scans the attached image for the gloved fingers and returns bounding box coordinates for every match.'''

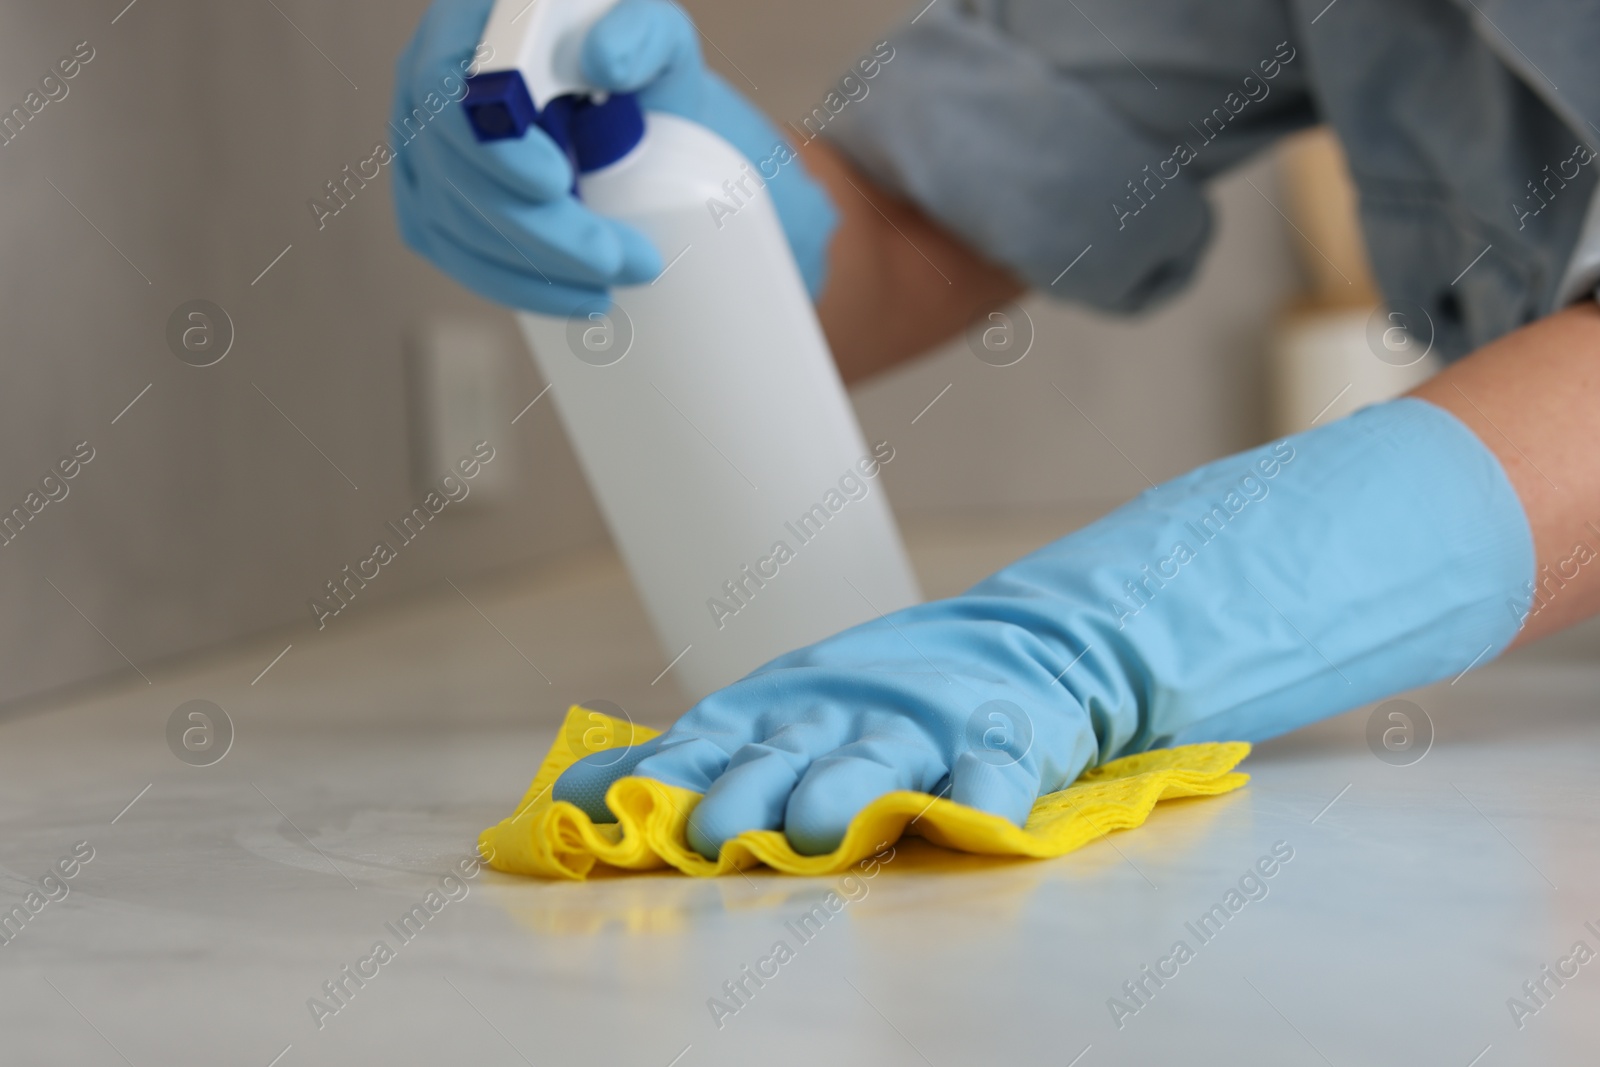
[582,0,703,117]
[398,131,662,292]
[630,735,736,794]
[400,214,610,317]
[613,678,796,802]
[395,0,498,168]
[396,0,493,97]
[782,735,949,856]
[418,108,577,206]
[551,737,668,821]
[948,751,1043,829]
[430,202,658,289]
[419,188,645,286]
[677,719,852,859]
[397,0,575,207]
[683,746,802,859]
[607,222,665,284]
[412,165,611,276]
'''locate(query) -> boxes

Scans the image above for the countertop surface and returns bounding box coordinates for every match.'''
[2,511,1598,1067]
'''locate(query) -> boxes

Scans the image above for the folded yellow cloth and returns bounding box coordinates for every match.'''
[480,706,1251,880]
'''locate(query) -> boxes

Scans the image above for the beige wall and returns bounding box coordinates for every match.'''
[0,0,1304,710]
[0,0,603,709]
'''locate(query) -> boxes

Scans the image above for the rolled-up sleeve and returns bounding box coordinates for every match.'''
[823,0,1317,312]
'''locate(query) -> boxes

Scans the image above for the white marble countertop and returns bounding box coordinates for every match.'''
[2,510,1598,1066]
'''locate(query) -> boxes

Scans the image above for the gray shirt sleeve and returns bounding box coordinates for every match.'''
[1554,179,1600,307]
[823,0,1318,312]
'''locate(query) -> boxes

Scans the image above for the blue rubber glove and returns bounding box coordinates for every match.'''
[392,0,839,315]
[556,398,1534,858]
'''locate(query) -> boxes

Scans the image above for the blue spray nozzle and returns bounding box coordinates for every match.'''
[464,73,643,175]
[463,71,539,141]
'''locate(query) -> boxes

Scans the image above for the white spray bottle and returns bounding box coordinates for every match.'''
[464,0,921,699]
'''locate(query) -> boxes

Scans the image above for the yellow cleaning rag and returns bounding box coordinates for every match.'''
[480,706,1251,880]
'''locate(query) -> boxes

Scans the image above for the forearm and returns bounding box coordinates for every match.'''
[1411,301,1600,646]
[798,138,1024,383]
[797,129,1600,642]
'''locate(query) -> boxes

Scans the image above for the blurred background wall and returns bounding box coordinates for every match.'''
[0,0,1359,710]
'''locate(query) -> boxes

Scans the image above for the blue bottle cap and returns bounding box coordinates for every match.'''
[568,92,644,173]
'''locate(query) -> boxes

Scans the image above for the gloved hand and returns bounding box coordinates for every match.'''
[392,0,839,316]
[556,398,1533,858]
